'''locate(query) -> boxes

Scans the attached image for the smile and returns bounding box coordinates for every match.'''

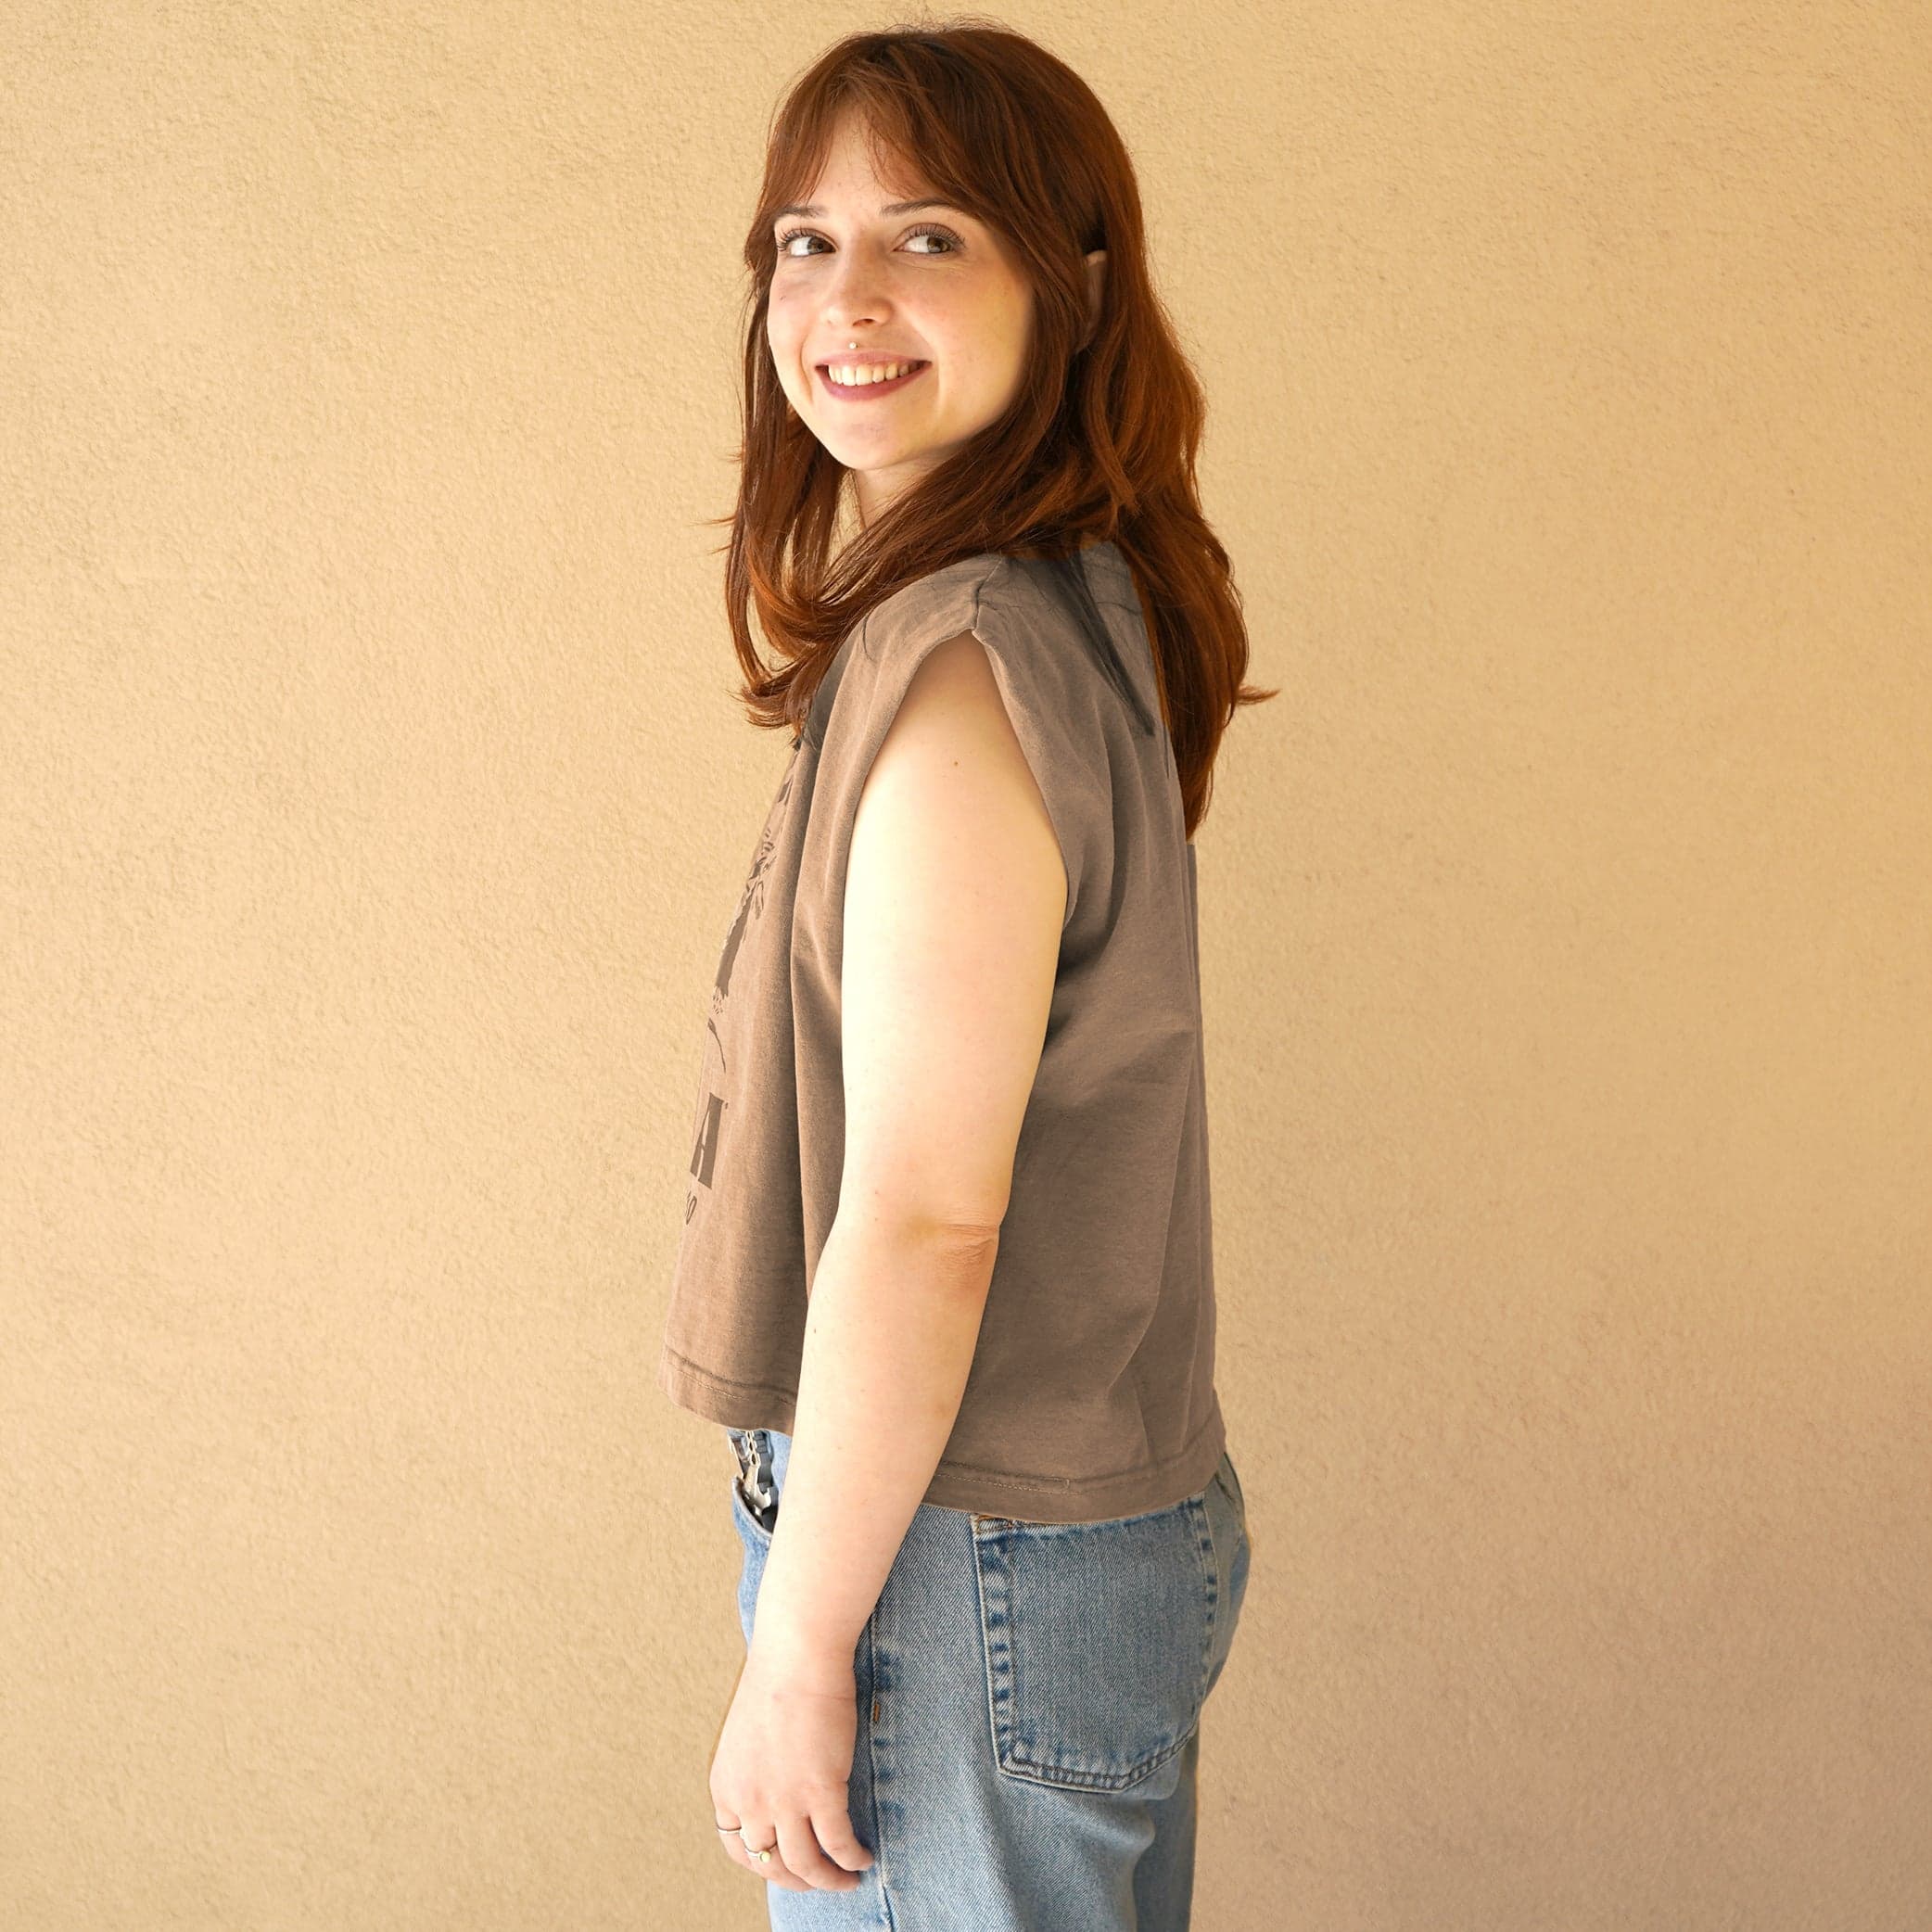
[815,361,930,402]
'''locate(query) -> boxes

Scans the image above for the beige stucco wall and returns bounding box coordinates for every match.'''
[4,4,1927,1926]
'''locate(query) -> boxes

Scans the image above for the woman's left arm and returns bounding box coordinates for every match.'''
[707,627,1067,1888]
[758,623,1069,1656]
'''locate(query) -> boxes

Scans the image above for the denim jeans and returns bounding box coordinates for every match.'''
[724,1424,1252,1929]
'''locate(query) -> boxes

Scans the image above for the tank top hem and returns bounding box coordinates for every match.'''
[661,1341,1227,1522]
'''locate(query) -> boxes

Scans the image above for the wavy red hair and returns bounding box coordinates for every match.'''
[705,19,1277,836]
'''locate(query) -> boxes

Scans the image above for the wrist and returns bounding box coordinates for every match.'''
[745,1616,861,1686]
[746,1528,873,1666]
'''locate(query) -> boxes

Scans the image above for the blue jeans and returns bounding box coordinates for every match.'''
[724,1425,1252,1929]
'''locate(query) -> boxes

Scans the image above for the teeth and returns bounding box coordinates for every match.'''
[826,361,921,386]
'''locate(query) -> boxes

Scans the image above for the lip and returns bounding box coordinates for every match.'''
[815,360,930,402]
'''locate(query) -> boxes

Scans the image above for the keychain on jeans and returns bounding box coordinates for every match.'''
[731,1428,780,1533]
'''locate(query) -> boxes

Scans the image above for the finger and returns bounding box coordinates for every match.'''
[775,1807,861,1894]
[732,1821,809,1892]
[810,1799,877,1880]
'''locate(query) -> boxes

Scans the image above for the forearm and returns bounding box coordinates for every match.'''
[746,1209,998,1669]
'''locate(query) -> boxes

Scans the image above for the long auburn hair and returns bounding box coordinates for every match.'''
[707,19,1277,837]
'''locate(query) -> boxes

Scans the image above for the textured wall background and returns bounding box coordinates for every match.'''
[4,3,1928,1927]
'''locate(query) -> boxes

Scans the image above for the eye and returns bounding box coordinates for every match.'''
[774,222,963,259]
[903,223,962,255]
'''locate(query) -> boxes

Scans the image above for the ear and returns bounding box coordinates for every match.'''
[1080,248,1108,348]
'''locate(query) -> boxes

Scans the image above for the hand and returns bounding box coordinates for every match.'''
[708,1637,877,1894]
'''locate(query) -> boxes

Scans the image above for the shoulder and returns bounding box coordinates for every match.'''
[811,542,1145,775]
[854,623,1072,945]
[859,545,1130,691]
[858,550,1013,664]
[803,546,1138,934]
[874,625,1032,775]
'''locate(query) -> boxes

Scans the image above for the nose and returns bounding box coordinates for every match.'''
[816,258,897,331]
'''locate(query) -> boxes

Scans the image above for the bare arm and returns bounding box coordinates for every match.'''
[746,628,1067,1670]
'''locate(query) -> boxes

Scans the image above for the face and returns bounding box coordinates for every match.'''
[766,113,1103,530]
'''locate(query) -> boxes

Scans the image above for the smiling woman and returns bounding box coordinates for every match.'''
[759,117,1092,533]
[658,19,1274,1928]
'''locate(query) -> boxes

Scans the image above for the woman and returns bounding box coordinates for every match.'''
[656,22,1276,1926]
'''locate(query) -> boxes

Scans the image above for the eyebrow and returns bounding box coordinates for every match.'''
[772,197,964,223]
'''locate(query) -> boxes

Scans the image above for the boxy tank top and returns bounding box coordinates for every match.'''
[656,539,1226,1521]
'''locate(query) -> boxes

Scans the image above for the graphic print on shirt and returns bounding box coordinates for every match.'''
[684,744,799,1224]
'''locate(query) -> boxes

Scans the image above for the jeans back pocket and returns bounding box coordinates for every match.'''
[971,1490,1218,1792]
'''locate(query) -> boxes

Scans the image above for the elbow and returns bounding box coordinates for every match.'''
[834,1198,1004,1284]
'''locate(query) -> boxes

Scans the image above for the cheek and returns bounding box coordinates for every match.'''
[947,338,1023,404]
[765,312,807,378]
[766,285,807,340]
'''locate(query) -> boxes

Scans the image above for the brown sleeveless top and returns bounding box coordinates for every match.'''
[657,540,1226,1520]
